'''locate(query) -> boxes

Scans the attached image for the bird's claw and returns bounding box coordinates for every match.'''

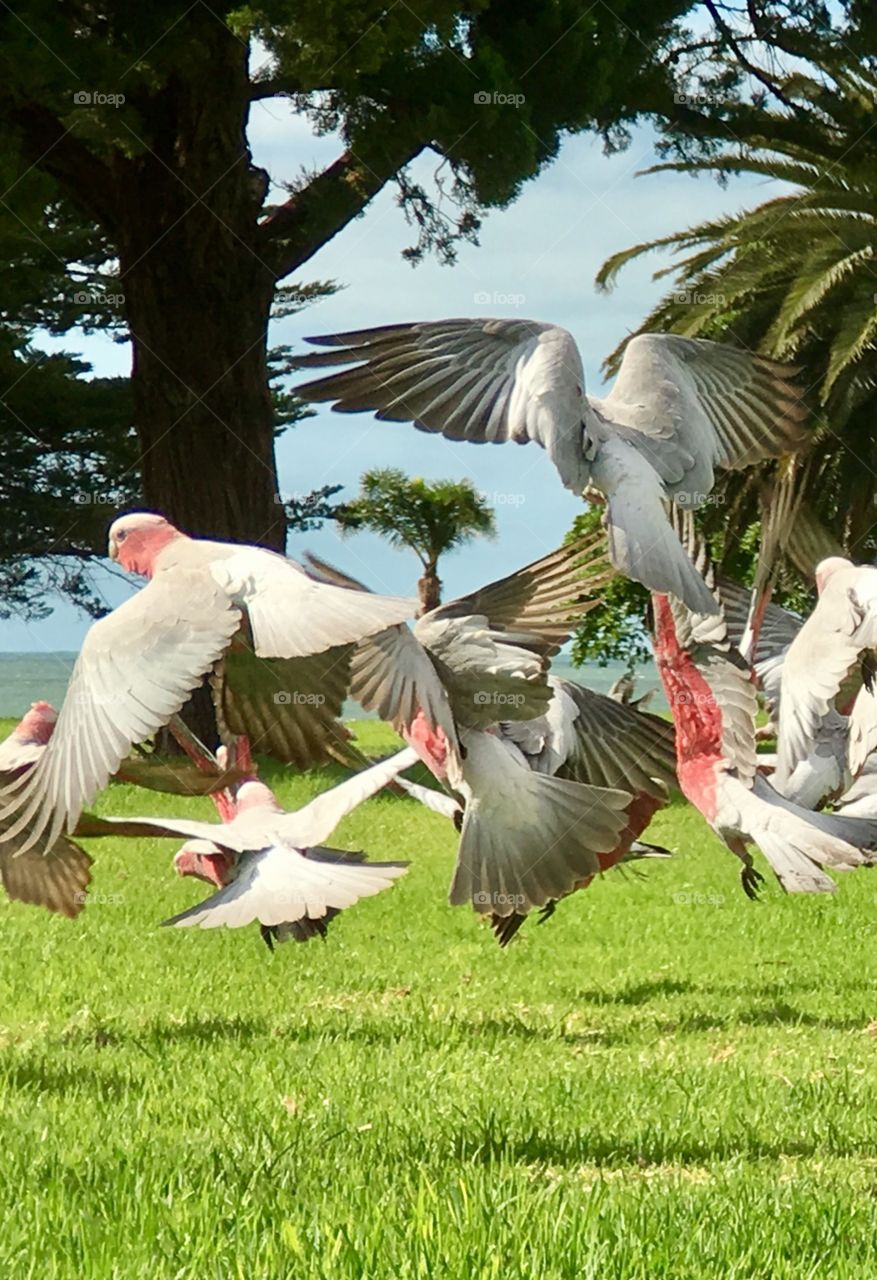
[741,864,765,901]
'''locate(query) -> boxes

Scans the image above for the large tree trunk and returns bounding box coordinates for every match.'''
[124,262,282,549]
[117,14,283,551]
[115,17,282,747]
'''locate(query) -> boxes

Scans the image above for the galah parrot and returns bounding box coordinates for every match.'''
[652,578,877,896]
[305,536,652,933]
[0,701,57,773]
[294,319,808,614]
[98,748,417,938]
[775,558,877,786]
[717,550,856,810]
[488,675,676,943]
[681,474,857,813]
[0,511,417,865]
[0,706,257,916]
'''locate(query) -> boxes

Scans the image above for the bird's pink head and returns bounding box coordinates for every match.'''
[108,512,182,578]
[14,701,58,746]
[814,556,851,595]
[234,779,282,815]
[173,839,234,887]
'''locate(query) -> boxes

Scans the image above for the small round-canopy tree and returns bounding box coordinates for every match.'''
[336,469,496,614]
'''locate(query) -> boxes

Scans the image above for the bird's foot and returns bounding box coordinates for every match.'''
[741,865,765,901]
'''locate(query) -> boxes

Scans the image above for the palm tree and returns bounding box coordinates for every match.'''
[336,468,496,613]
[596,54,877,562]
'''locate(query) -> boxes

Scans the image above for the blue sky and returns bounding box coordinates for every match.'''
[1,99,779,651]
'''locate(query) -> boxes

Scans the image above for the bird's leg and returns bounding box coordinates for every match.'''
[229,735,256,777]
[167,715,218,772]
[725,836,764,900]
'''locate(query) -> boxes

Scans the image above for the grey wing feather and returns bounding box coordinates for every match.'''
[552,681,677,797]
[213,634,356,767]
[430,533,613,657]
[295,318,592,491]
[597,334,808,497]
[0,812,92,917]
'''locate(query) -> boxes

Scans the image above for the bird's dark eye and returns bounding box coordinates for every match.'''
[116,530,128,542]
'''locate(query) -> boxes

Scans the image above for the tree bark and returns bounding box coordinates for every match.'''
[122,244,283,548]
[115,14,284,549]
[417,566,442,615]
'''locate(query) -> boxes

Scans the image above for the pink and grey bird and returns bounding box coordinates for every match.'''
[295,319,808,614]
[0,512,418,891]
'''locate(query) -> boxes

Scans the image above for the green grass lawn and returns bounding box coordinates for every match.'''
[3,718,877,1278]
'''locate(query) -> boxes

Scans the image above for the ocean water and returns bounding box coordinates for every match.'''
[0,651,665,721]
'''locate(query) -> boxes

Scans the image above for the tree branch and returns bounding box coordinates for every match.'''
[248,76,325,101]
[702,0,796,108]
[258,137,426,279]
[6,103,120,231]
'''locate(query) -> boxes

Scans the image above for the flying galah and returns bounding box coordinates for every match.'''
[653,575,877,896]
[99,748,416,937]
[488,675,676,943]
[717,563,857,810]
[0,512,417,861]
[294,320,808,613]
[306,537,644,931]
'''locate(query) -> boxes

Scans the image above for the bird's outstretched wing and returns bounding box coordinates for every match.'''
[429,533,612,657]
[207,546,417,659]
[295,318,591,492]
[0,819,92,917]
[212,629,357,768]
[548,680,676,798]
[163,845,408,931]
[594,334,808,499]
[778,580,877,776]
[0,568,241,854]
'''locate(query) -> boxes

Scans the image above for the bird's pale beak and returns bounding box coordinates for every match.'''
[108,536,118,562]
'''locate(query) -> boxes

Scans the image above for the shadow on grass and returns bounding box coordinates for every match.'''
[39,985,867,1064]
[0,1056,131,1099]
[573,977,695,1006]
[146,1014,273,1046]
[569,976,872,1034]
[446,1125,877,1168]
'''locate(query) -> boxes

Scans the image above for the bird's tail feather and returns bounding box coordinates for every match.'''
[748,778,877,892]
[449,749,630,917]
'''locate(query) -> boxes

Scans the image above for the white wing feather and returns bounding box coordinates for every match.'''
[0,568,241,853]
